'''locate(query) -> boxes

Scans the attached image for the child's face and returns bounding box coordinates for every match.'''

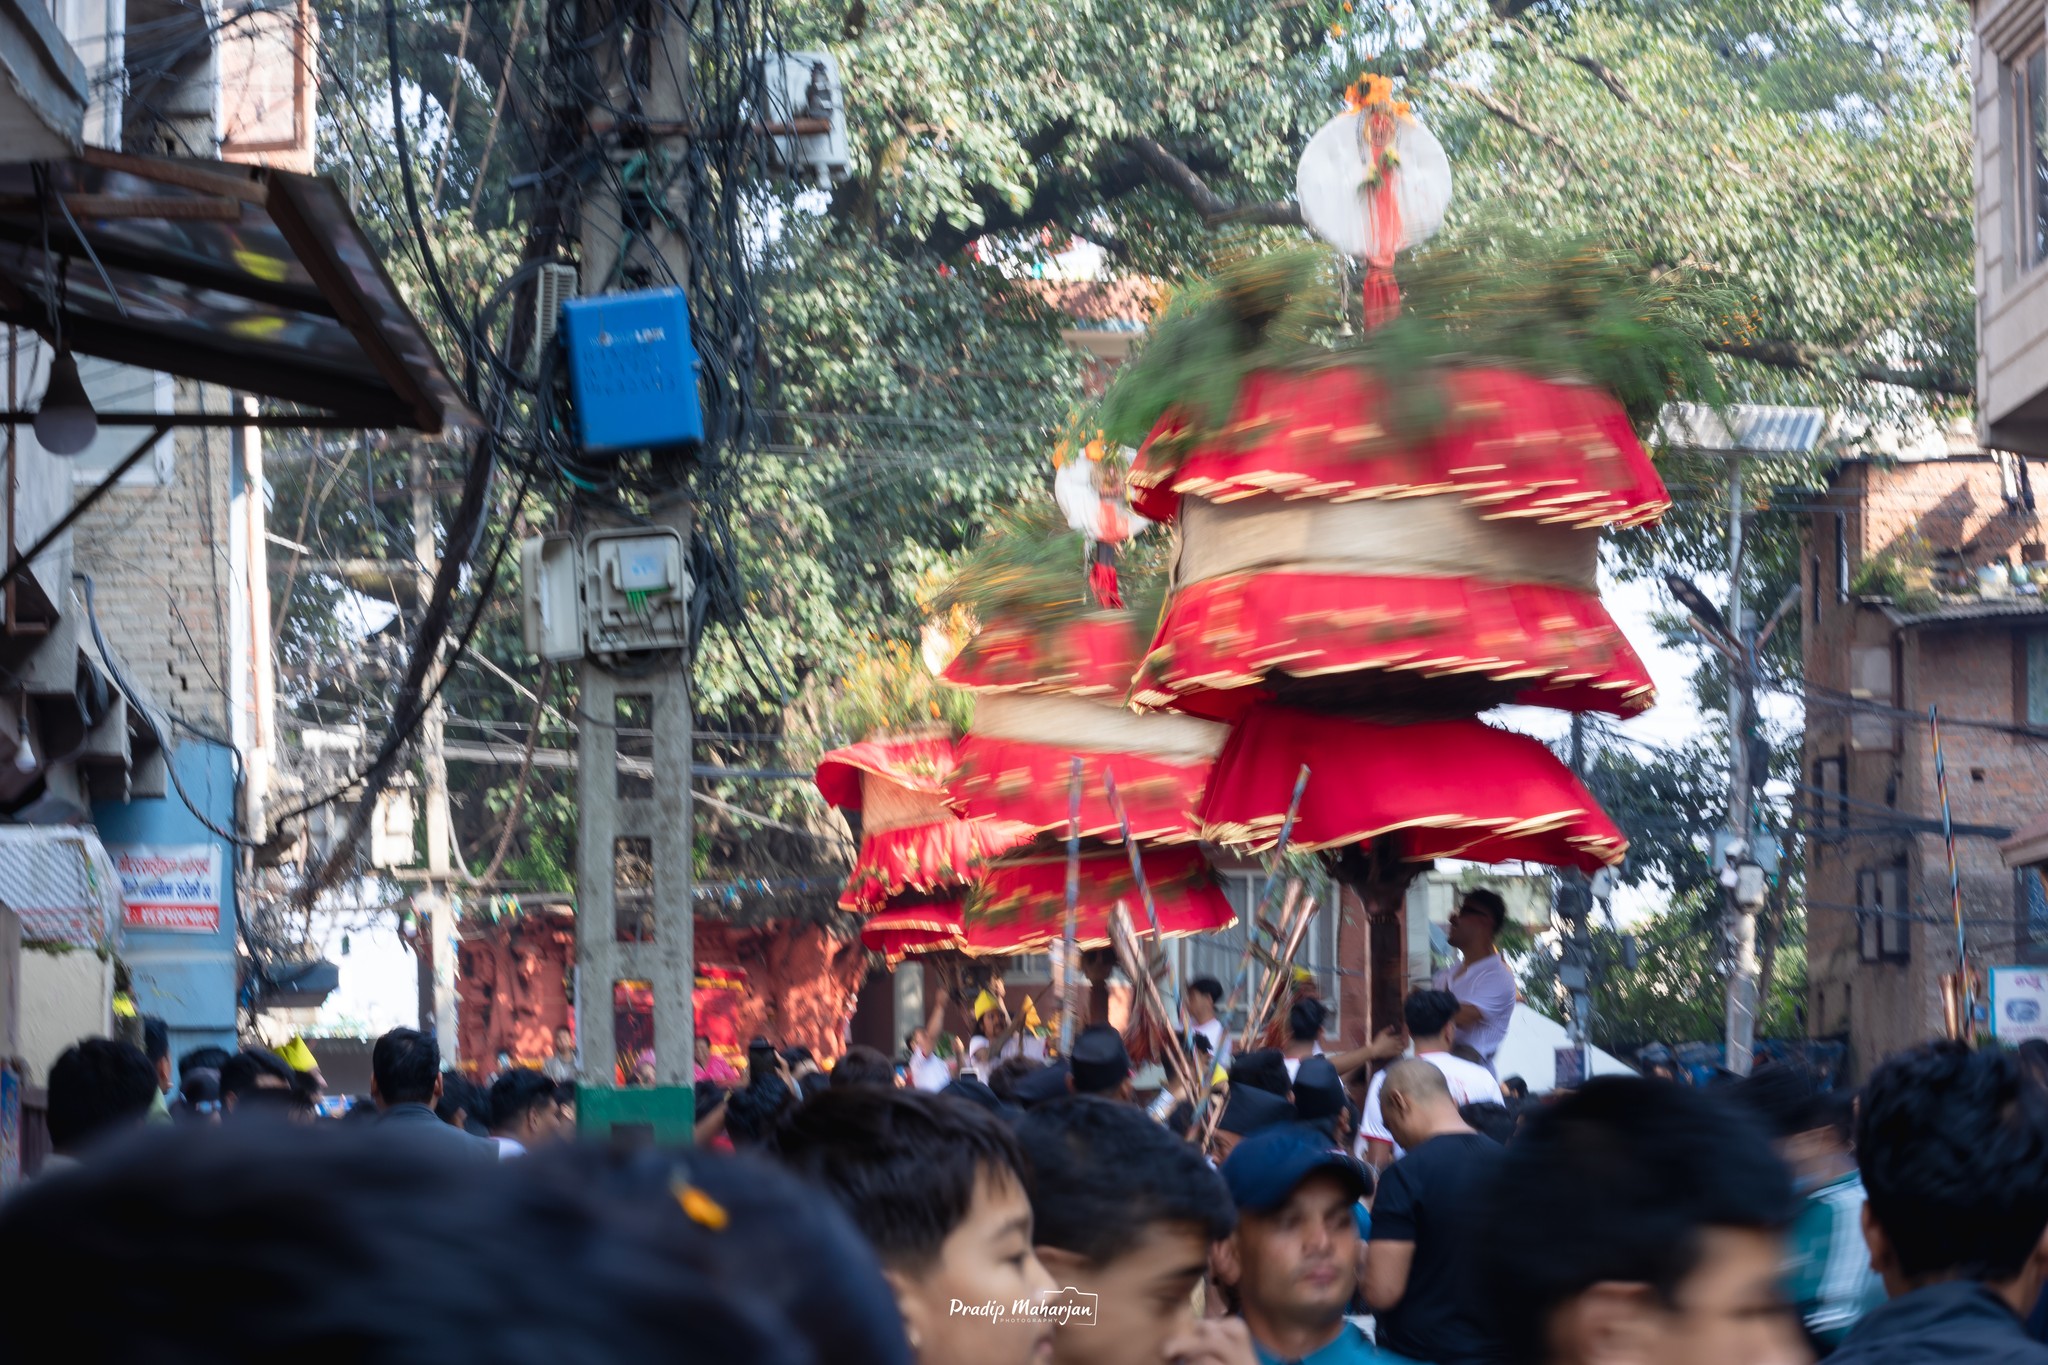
[1038,1221,1212,1365]
[894,1168,1055,1365]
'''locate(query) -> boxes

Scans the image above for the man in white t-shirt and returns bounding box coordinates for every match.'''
[1183,975,1231,1071]
[1357,988,1504,1169]
[1280,996,1327,1081]
[905,996,953,1093]
[1433,887,1517,1073]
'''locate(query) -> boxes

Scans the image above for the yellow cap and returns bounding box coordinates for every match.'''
[973,989,998,1019]
[1021,997,1042,1032]
[112,993,137,1019]
[279,1036,319,1072]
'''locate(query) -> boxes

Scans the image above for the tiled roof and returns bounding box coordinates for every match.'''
[1023,276,1162,328]
[1885,596,2048,626]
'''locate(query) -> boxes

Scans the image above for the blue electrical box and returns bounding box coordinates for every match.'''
[560,286,705,454]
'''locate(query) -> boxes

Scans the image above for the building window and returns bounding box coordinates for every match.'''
[2024,869,2048,949]
[2019,43,2048,270]
[1812,755,1846,840]
[1856,865,1911,964]
[2028,631,2048,726]
[1176,871,1339,1037]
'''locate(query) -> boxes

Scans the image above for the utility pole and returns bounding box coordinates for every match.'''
[414,446,458,1052]
[1723,455,1762,1076]
[566,0,695,1138]
[1558,712,1596,1079]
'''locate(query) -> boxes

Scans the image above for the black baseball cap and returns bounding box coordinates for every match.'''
[1220,1125,1371,1213]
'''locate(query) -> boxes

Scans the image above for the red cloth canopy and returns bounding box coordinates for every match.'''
[1132,570,1655,722]
[942,614,1140,695]
[860,902,968,965]
[814,735,955,812]
[1128,367,1669,530]
[817,735,1034,913]
[949,737,1208,843]
[857,848,1239,961]
[1199,705,1626,873]
[960,846,1238,955]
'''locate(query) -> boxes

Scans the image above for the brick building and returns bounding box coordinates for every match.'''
[1802,453,2048,1075]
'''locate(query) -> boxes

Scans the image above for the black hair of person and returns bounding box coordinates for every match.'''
[438,1071,490,1133]
[987,1056,1043,1105]
[177,1045,232,1079]
[141,1017,169,1067]
[1018,1096,1235,1264]
[1733,1062,1836,1142]
[488,1068,559,1134]
[46,1038,157,1153]
[1188,977,1224,1003]
[1287,996,1326,1043]
[2018,1038,2048,1091]
[218,1048,303,1114]
[832,1044,898,1089]
[726,1073,795,1146]
[798,1071,831,1103]
[1230,1048,1292,1099]
[1460,888,1508,931]
[372,1027,442,1105]
[1478,1076,1795,1365]
[0,1122,912,1365]
[1403,989,1460,1040]
[768,1085,1031,1271]
[1858,1041,2048,1282]
[1459,1101,1517,1145]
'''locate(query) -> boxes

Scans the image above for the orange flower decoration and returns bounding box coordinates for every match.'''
[1343,73,1404,115]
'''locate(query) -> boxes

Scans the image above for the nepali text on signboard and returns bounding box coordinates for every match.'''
[113,844,222,934]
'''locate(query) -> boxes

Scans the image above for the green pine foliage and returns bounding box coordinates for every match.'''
[1097,235,1733,455]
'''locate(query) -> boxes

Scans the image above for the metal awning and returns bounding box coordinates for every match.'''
[0,149,474,432]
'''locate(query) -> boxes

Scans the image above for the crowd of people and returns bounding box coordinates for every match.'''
[9,889,2048,1365]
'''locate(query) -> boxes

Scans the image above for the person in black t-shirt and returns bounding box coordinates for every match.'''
[1362,1059,1506,1365]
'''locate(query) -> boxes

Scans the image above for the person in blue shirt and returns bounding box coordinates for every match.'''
[1214,1126,1423,1365]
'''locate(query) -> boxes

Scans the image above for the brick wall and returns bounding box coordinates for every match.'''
[1804,456,2048,1078]
[69,383,236,736]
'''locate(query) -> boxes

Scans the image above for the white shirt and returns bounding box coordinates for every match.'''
[1433,953,1516,1068]
[1191,1017,1230,1070]
[493,1136,528,1160]
[1355,1051,1504,1160]
[908,1048,952,1092]
[1281,1042,1324,1081]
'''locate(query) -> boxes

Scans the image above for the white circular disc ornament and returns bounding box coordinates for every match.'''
[1295,108,1453,260]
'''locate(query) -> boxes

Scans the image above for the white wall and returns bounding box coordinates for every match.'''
[18,945,112,1084]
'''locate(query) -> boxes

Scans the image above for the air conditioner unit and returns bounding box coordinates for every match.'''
[763,50,850,188]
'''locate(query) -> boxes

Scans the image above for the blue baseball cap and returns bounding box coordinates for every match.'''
[1220,1124,1372,1214]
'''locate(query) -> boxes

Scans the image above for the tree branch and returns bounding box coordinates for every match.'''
[1707,339,1974,399]
[1565,53,1638,110]
[1441,80,1587,178]
[1125,136,1302,227]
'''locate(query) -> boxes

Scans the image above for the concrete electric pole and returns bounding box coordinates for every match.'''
[564,0,696,1140]
[1722,455,1759,1078]
[414,446,458,1051]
